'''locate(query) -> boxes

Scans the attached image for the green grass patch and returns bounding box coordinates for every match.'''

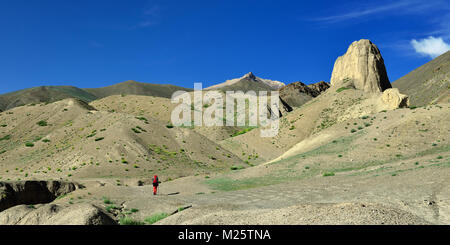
[272,132,364,164]
[56,194,67,200]
[231,127,257,137]
[136,126,147,132]
[0,135,11,141]
[106,205,118,212]
[136,117,149,123]
[205,172,298,192]
[144,213,169,225]
[415,143,450,157]
[37,120,48,126]
[86,130,97,138]
[33,136,42,142]
[119,217,145,225]
[102,197,113,205]
[336,87,351,93]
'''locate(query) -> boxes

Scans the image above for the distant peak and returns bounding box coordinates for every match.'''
[243,72,256,80]
[205,72,285,90]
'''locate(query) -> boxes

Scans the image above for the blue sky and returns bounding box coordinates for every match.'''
[1,0,449,94]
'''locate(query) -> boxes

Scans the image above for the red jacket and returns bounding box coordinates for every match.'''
[152,176,160,187]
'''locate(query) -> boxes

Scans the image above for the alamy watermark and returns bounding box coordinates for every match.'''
[171,83,280,137]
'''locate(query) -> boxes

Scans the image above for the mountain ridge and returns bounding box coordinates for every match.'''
[393,50,450,106]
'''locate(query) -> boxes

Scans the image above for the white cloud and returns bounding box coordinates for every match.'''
[411,36,450,58]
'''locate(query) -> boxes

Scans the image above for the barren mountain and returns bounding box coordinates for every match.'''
[279,81,330,108]
[0,98,245,183]
[85,80,192,99]
[0,81,192,112]
[393,50,450,106]
[0,86,97,111]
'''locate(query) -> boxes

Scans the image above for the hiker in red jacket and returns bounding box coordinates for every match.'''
[152,175,161,195]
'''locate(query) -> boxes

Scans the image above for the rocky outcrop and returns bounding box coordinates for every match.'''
[243,72,257,80]
[67,98,97,111]
[0,181,115,225]
[0,181,78,212]
[330,39,392,93]
[0,203,117,225]
[307,81,331,95]
[279,96,293,113]
[379,88,410,110]
[279,81,330,108]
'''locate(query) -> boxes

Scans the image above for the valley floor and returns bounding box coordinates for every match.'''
[17,147,445,225]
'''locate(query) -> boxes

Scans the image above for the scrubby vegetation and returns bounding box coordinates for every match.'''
[131,128,141,133]
[231,166,245,171]
[102,197,113,205]
[37,120,48,126]
[231,127,256,137]
[0,135,11,141]
[336,87,351,93]
[95,137,104,141]
[119,217,145,225]
[144,213,169,225]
